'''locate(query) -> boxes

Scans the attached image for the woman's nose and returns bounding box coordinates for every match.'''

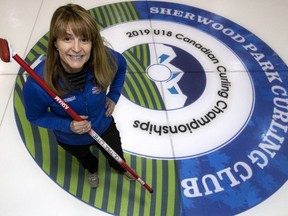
[72,40,81,52]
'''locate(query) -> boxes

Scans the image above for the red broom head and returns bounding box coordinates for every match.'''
[0,38,11,62]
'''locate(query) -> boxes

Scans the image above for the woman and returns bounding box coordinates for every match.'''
[23,4,134,188]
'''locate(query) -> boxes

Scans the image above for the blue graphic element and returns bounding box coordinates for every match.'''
[167,72,181,95]
[132,1,288,215]
[168,86,178,94]
[160,44,206,108]
[159,53,169,63]
[170,72,180,81]
[143,43,206,110]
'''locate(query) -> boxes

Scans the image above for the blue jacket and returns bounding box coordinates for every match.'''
[23,49,127,145]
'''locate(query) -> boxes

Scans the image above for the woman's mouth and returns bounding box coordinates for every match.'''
[69,55,83,61]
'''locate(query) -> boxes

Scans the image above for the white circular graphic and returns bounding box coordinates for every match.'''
[146,64,172,82]
[102,21,254,159]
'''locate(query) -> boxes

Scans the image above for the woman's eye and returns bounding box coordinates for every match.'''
[81,38,89,43]
[64,37,72,41]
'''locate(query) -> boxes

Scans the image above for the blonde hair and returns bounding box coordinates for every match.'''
[44,3,117,96]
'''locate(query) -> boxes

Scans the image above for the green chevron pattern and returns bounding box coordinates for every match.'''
[122,45,166,110]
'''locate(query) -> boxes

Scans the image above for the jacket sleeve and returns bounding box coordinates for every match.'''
[106,50,127,104]
[22,65,72,132]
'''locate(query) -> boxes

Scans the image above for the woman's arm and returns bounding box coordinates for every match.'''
[106,51,127,104]
[23,77,72,132]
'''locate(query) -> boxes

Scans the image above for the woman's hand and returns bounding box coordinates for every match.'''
[105,97,116,117]
[70,115,91,134]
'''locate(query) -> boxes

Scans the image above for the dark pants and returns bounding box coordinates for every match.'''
[58,119,126,173]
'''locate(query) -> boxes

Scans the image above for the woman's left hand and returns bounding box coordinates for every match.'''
[105,97,116,117]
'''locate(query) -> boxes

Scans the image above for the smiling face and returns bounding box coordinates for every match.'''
[55,26,92,73]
